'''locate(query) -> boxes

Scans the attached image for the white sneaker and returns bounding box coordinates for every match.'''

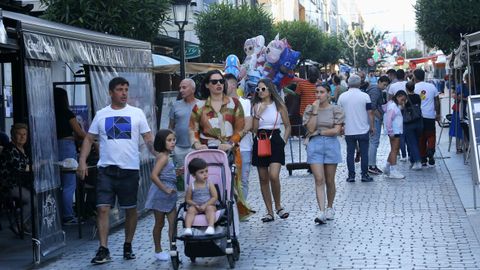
[183,228,193,236]
[314,212,327,224]
[399,157,408,162]
[388,168,405,179]
[154,251,170,261]
[325,207,335,220]
[411,162,422,170]
[383,165,390,176]
[205,226,215,235]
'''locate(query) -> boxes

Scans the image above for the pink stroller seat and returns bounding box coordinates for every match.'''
[187,210,224,227]
[183,149,232,227]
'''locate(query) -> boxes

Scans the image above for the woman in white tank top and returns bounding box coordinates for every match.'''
[251,78,291,222]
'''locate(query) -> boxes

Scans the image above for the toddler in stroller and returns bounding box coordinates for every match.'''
[183,157,218,236]
[170,149,240,269]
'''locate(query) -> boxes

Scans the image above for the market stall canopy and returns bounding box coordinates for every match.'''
[3,10,152,68]
[466,31,480,47]
[152,58,224,74]
[153,54,179,66]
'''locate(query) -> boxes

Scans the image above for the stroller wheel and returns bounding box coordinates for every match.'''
[171,251,180,270]
[227,254,235,269]
[233,238,240,261]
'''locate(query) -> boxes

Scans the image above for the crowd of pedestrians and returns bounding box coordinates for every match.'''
[69,66,448,265]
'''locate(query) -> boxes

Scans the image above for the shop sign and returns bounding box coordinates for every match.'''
[367,58,375,66]
[174,44,201,59]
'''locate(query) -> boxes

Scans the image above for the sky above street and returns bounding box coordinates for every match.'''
[357,0,417,49]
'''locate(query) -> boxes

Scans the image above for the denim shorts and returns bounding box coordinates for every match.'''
[307,135,342,164]
[96,166,139,209]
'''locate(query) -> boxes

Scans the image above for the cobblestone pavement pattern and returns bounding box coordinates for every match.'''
[41,135,480,269]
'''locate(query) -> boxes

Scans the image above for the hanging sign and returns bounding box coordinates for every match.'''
[396,56,405,65]
[367,58,375,66]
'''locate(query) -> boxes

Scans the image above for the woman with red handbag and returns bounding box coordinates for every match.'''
[252,78,291,222]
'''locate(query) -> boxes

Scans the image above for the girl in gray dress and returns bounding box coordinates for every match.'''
[183,158,218,236]
[145,129,178,261]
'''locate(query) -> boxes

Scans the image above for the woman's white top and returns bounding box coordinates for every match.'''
[258,102,282,129]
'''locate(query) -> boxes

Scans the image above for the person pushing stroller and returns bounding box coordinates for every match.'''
[183,158,218,236]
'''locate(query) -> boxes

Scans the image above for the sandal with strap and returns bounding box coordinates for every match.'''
[276,208,289,219]
[261,213,274,223]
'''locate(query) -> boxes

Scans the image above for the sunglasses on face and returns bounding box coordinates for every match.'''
[255,87,268,92]
[209,79,225,85]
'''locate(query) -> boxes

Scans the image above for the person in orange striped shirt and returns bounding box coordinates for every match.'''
[295,66,320,116]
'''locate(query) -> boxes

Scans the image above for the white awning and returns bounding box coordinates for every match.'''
[152,54,180,66]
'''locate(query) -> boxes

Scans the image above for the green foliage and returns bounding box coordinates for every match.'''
[406,49,423,59]
[40,0,171,42]
[274,21,322,62]
[317,34,343,67]
[195,3,274,63]
[274,20,342,67]
[415,0,480,53]
[341,29,385,68]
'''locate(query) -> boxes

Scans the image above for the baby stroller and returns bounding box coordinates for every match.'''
[170,149,241,269]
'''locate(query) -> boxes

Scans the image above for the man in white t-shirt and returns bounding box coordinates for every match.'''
[414,69,440,167]
[337,74,375,183]
[226,73,253,200]
[387,69,407,100]
[77,77,156,264]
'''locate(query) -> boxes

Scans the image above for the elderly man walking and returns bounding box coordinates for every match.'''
[169,78,198,170]
[337,74,375,182]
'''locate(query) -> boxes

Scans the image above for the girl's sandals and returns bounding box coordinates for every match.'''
[276,208,289,219]
[261,213,274,222]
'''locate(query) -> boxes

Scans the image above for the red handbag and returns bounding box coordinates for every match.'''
[257,131,272,157]
[256,112,278,157]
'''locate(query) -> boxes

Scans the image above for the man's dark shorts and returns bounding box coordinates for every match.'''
[96,165,139,209]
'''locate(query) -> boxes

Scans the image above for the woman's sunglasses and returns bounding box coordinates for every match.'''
[255,87,268,92]
[209,79,225,85]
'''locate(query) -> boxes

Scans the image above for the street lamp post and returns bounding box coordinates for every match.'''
[172,0,191,79]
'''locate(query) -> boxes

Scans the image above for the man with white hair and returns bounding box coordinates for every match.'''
[169,78,198,170]
[337,74,375,182]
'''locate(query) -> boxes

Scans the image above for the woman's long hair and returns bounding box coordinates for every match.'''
[200,70,226,99]
[251,78,287,113]
[54,87,71,113]
[392,90,407,105]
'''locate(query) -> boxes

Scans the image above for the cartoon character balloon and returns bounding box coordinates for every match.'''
[239,35,266,96]
[224,54,241,79]
[272,47,301,89]
[264,34,288,66]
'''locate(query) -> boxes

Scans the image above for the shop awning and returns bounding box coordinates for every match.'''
[408,55,438,65]
[466,31,480,47]
[3,10,152,68]
[153,54,179,66]
[153,62,224,75]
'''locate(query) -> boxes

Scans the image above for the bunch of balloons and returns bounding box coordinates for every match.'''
[224,34,301,96]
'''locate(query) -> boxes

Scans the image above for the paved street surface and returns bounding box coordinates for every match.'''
[39,133,480,270]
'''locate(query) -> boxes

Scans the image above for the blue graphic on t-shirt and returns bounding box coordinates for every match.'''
[105,116,131,139]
